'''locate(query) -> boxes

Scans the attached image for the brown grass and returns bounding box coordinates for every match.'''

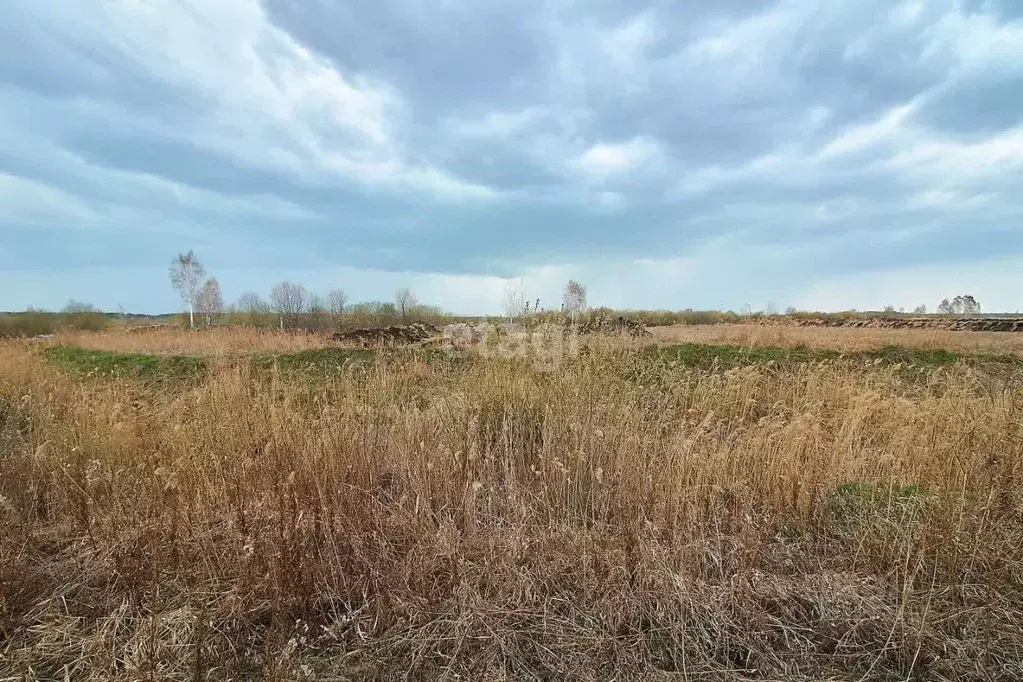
[55,326,333,356]
[652,322,1023,355]
[55,323,1023,359]
[1,331,1021,680]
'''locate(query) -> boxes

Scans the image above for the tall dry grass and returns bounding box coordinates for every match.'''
[58,323,1023,360]
[652,322,1023,355]
[54,326,333,356]
[1,338,1021,679]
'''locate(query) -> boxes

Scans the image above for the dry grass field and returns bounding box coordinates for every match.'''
[54,326,331,356]
[1,327,1022,679]
[54,322,1023,359]
[651,322,1023,356]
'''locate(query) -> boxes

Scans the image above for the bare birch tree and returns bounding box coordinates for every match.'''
[501,280,528,322]
[562,280,587,325]
[169,250,205,328]
[195,277,223,327]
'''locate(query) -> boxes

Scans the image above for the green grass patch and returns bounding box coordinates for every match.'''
[645,342,1011,371]
[44,346,207,382]
[44,345,465,384]
[866,345,958,367]
[830,481,929,521]
[645,343,842,368]
[40,341,1021,387]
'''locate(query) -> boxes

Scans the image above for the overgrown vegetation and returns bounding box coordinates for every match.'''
[2,330,1023,679]
[646,342,969,369]
[43,346,207,382]
[41,338,1018,385]
[0,308,111,337]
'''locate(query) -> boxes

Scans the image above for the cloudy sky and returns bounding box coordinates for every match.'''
[1,0,1022,314]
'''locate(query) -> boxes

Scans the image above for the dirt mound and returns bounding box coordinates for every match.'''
[788,317,1023,333]
[331,323,441,346]
[579,315,651,337]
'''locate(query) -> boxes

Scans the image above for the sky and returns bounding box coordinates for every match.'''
[1,0,1022,315]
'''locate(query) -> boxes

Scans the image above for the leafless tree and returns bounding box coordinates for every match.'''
[236,292,269,326]
[237,292,264,314]
[328,288,348,317]
[270,281,307,329]
[913,304,927,314]
[501,280,527,322]
[956,295,980,315]
[395,287,418,321]
[562,280,587,325]
[62,300,98,314]
[938,295,981,315]
[195,277,223,327]
[169,250,205,327]
[57,299,105,331]
[307,293,331,331]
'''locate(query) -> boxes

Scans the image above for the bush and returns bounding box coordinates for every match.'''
[609,309,743,326]
[0,310,58,337]
[0,306,111,338]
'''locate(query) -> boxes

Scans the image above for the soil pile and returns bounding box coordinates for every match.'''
[331,323,441,346]
[789,317,1023,332]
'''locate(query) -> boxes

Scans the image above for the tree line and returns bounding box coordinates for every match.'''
[168,250,448,330]
[167,250,600,331]
[162,251,992,330]
[0,248,993,339]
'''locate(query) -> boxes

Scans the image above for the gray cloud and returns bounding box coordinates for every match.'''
[1,0,1022,312]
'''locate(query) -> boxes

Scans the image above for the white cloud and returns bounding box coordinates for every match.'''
[575,138,662,177]
[673,152,788,197]
[0,172,99,225]
[0,120,324,228]
[906,189,996,210]
[818,102,917,159]
[549,10,661,95]
[923,9,1023,74]
[462,256,700,313]
[687,1,801,61]
[812,197,863,223]
[889,1,925,28]
[53,0,495,202]
[602,12,659,74]
[445,107,547,138]
[594,191,627,212]
[885,125,1023,179]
